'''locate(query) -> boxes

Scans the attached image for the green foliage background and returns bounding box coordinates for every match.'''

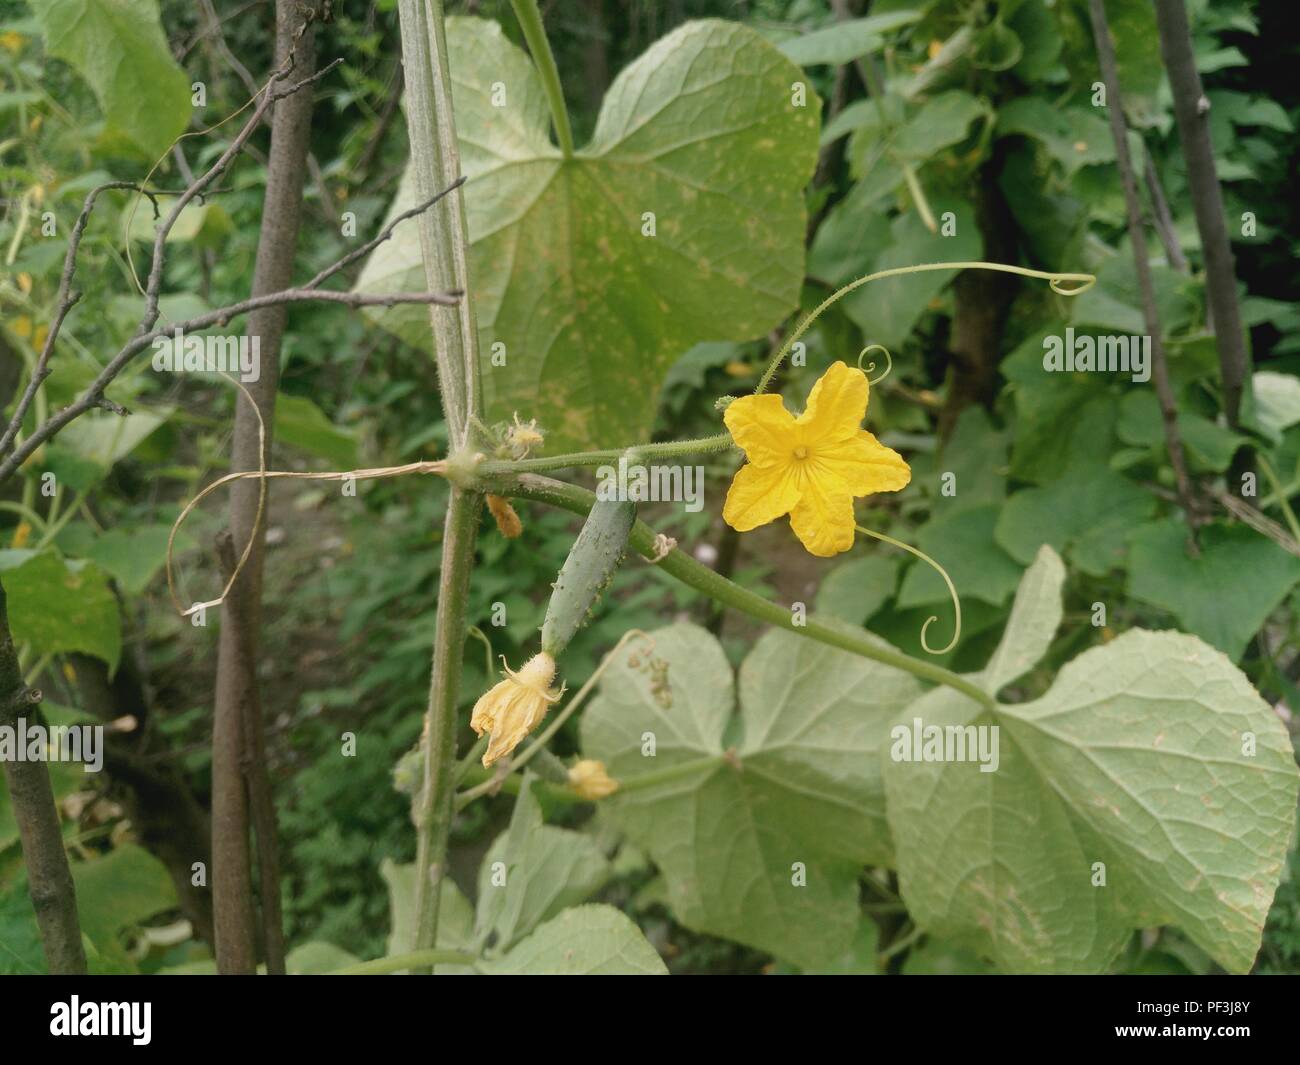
[1,0,1298,974]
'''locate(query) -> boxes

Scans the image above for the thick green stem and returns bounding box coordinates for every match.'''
[477,433,733,477]
[412,488,481,965]
[510,0,574,157]
[396,0,480,447]
[397,0,486,971]
[487,474,998,711]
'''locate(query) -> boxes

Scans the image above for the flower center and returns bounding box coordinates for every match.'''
[792,446,809,460]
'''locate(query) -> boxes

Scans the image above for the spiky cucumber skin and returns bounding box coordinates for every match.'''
[540,498,636,657]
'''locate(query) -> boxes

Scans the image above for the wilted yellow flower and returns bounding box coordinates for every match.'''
[9,521,31,549]
[722,361,910,557]
[471,652,561,767]
[486,493,522,538]
[567,759,619,800]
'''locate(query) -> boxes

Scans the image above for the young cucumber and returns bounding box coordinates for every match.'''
[540,498,636,658]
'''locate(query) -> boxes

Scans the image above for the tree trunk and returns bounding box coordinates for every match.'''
[0,578,86,973]
[211,0,320,975]
[1153,0,1251,429]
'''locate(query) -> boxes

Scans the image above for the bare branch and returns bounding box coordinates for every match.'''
[304,174,467,290]
[0,180,141,455]
[0,284,458,484]
[136,58,343,334]
[1154,0,1251,429]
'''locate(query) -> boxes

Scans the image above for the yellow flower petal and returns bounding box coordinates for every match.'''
[795,360,869,445]
[788,479,857,557]
[721,460,801,532]
[470,652,560,766]
[721,360,910,557]
[814,430,912,497]
[723,393,797,467]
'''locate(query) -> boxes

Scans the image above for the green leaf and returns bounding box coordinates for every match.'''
[274,393,359,468]
[777,11,920,67]
[902,938,995,975]
[34,0,191,159]
[815,555,899,624]
[841,201,982,349]
[971,21,1022,71]
[582,622,922,968]
[884,547,1300,973]
[815,915,879,974]
[997,99,1113,176]
[891,91,987,162]
[994,460,1156,577]
[479,904,667,975]
[57,409,169,470]
[980,545,1065,693]
[1127,520,1300,660]
[126,202,232,248]
[1253,371,1300,438]
[380,858,475,974]
[0,550,120,672]
[82,524,195,596]
[897,503,1024,608]
[356,17,820,451]
[475,774,610,952]
[74,844,177,970]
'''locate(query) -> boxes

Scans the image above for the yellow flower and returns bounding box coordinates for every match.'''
[470,652,562,767]
[567,759,619,800]
[722,361,910,557]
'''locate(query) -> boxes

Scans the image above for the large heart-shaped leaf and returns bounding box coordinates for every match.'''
[355,17,820,451]
[34,0,191,159]
[479,904,667,975]
[884,546,1299,973]
[582,622,922,969]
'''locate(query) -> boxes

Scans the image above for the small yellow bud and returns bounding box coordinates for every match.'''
[505,413,545,459]
[567,759,619,800]
[9,521,31,549]
[470,652,562,767]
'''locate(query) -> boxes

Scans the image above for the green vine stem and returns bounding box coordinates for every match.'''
[755,261,1095,394]
[474,433,734,477]
[510,0,574,157]
[482,473,999,711]
[397,0,486,971]
[411,488,481,964]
